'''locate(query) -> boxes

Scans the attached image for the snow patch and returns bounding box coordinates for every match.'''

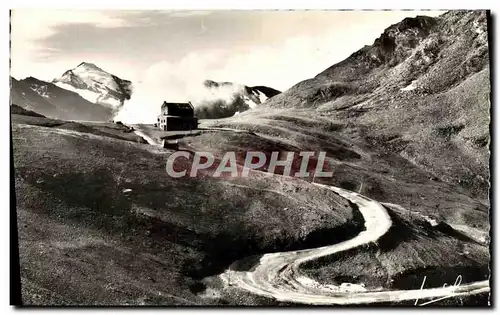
[243,95,259,109]
[474,21,484,34]
[71,63,119,95]
[55,82,121,108]
[255,90,268,103]
[29,86,50,98]
[401,80,417,91]
[55,82,101,103]
[422,215,438,227]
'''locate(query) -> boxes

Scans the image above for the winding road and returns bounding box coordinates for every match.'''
[220,183,490,305]
[126,124,489,305]
[133,129,160,146]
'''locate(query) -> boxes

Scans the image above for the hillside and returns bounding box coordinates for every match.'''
[195,10,490,303]
[13,115,358,305]
[11,78,59,116]
[11,76,113,121]
[260,10,490,201]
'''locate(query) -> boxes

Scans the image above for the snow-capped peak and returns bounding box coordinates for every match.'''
[75,62,104,71]
[52,62,132,109]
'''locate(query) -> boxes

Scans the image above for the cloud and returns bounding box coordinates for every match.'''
[112,32,347,123]
[169,10,212,18]
[114,50,228,123]
[11,10,129,45]
[10,10,132,79]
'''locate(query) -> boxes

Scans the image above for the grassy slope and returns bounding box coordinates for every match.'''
[302,203,489,292]
[13,116,357,305]
[12,114,147,144]
[13,98,490,305]
[207,111,488,228]
[197,111,489,304]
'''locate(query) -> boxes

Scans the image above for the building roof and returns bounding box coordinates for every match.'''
[161,101,194,110]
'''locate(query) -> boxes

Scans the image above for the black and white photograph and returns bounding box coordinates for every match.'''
[9,8,492,307]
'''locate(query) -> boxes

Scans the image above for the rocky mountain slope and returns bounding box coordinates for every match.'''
[194,80,281,119]
[52,62,132,109]
[262,10,490,201]
[11,76,113,121]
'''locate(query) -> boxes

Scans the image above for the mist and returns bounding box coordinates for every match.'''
[113,53,258,123]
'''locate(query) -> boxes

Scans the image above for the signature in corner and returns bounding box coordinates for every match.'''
[414,275,463,306]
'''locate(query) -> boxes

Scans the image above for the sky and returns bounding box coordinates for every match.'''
[11,10,445,122]
[11,10,446,90]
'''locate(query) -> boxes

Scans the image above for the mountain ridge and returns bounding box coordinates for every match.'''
[11,76,114,121]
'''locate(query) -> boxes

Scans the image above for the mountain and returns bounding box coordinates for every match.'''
[11,77,59,115]
[202,80,281,107]
[194,79,281,118]
[263,10,490,200]
[11,76,113,121]
[52,62,132,109]
[268,11,488,107]
[10,103,46,117]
